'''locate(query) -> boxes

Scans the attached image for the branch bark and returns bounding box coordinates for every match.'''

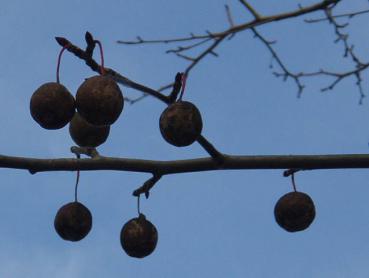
[3,153,369,175]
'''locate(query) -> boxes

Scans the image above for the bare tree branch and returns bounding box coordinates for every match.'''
[117,0,343,101]
[4,153,369,175]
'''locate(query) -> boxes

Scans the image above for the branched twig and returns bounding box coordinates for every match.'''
[133,175,162,198]
[296,8,368,103]
[117,0,341,100]
[305,9,369,23]
[251,28,306,97]
[251,5,369,102]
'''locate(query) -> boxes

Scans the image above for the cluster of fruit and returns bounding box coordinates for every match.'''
[29,40,205,258]
[30,74,123,147]
[30,73,158,257]
[29,38,315,259]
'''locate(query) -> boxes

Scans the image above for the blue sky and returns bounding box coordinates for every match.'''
[1,0,369,277]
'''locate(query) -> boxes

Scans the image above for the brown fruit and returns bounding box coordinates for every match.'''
[120,213,158,258]
[274,191,315,232]
[69,112,110,147]
[76,75,124,126]
[159,101,202,147]
[54,201,92,242]
[30,82,75,129]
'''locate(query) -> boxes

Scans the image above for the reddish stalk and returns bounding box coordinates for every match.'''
[178,73,187,101]
[56,45,69,83]
[94,40,105,75]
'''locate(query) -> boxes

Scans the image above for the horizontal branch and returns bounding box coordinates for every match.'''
[2,153,369,175]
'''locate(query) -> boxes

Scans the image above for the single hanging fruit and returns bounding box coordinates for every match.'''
[159,101,203,147]
[54,201,92,241]
[120,213,158,258]
[69,112,110,147]
[30,82,75,129]
[76,75,124,126]
[274,191,315,232]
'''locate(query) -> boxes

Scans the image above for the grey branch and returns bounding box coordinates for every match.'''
[3,153,369,175]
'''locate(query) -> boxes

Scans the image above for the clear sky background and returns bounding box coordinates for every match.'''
[0,0,369,277]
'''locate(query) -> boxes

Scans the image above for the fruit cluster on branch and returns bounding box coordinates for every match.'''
[4,1,369,256]
[29,33,219,258]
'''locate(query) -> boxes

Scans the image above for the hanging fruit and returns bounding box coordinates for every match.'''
[120,213,158,258]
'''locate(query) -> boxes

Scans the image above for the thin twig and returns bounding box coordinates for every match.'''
[225,4,235,27]
[133,175,162,198]
[251,28,305,97]
[305,9,369,23]
[238,0,262,19]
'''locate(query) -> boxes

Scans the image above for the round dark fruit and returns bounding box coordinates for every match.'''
[120,213,158,258]
[69,112,110,147]
[159,101,202,147]
[30,82,75,129]
[54,201,92,242]
[76,75,124,126]
[274,191,315,232]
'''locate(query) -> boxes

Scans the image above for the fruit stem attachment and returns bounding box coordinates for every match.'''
[74,153,81,202]
[178,73,187,101]
[132,174,162,198]
[291,173,297,192]
[94,40,105,75]
[56,44,70,84]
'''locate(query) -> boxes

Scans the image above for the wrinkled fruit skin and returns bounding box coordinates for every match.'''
[69,112,110,147]
[30,82,75,129]
[54,202,92,242]
[274,191,315,232]
[159,101,203,147]
[76,75,124,126]
[120,214,158,258]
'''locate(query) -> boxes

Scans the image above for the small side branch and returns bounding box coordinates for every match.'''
[133,175,162,198]
[197,135,225,165]
[238,0,262,19]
